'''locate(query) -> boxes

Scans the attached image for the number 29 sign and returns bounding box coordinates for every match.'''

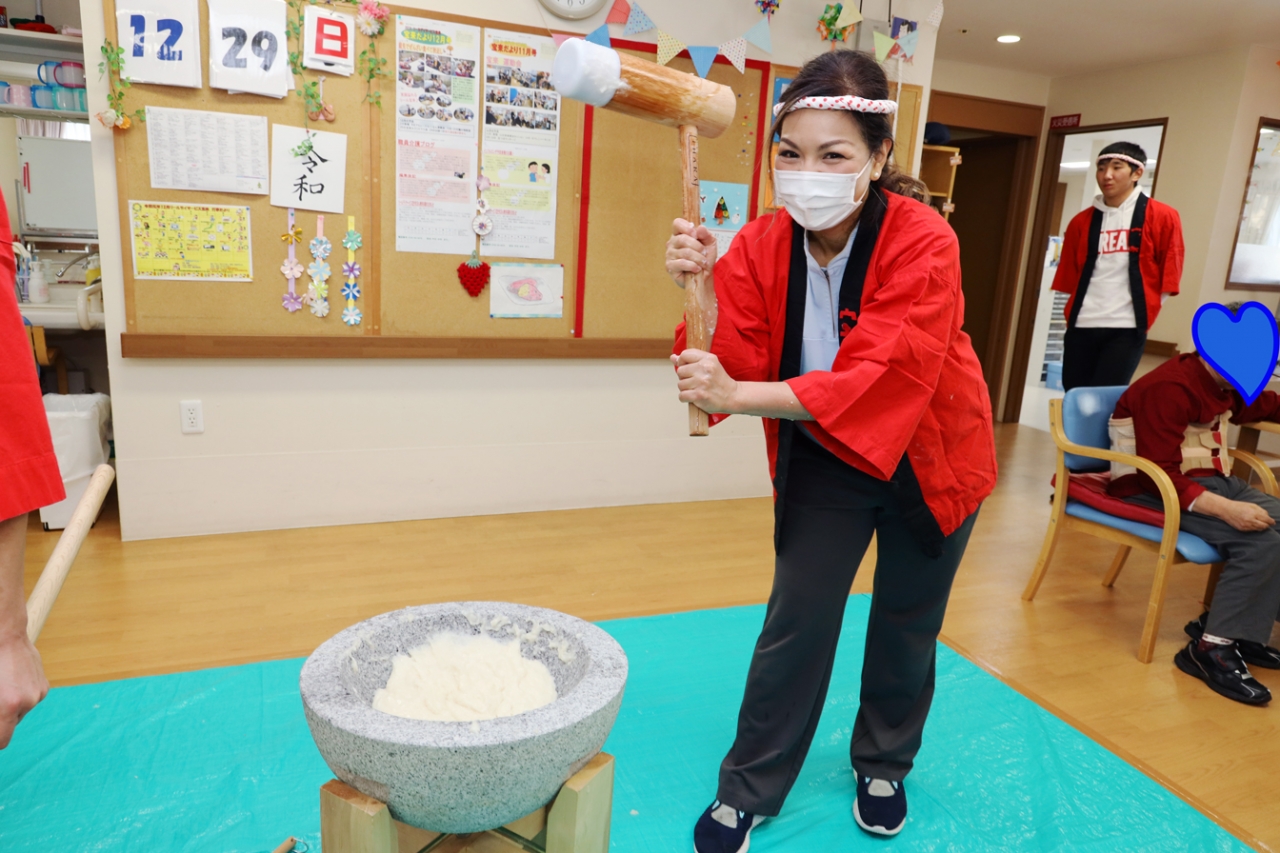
[115,0,202,88]
[207,0,290,99]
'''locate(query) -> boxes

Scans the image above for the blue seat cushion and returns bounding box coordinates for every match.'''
[1064,500,1224,564]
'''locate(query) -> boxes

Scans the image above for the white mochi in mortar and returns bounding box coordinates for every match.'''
[372,632,558,722]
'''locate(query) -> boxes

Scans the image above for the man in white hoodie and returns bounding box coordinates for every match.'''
[1051,141,1185,391]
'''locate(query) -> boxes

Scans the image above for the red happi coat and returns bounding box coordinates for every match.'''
[1051,195,1184,330]
[675,193,997,537]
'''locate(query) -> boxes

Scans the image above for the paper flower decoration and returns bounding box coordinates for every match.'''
[282,226,303,245]
[281,259,304,279]
[342,261,362,280]
[342,281,362,300]
[309,236,332,259]
[282,291,303,312]
[817,3,855,42]
[311,280,329,299]
[311,298,331,318]
[301,287,316,305]
[308,260,331,281]
[343,230,363,251]
[342,306,363,326]
[359,0,389,21]
[755,0,780,16]
[357,11,380,36]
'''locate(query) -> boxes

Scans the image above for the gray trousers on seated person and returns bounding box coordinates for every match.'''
[1125,475,1280,645]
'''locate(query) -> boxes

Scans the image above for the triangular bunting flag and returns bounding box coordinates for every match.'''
[688,45,718,78]
[585,24,612,47]
[743,17,772,53]
[719,37,747,73]
[623,2,656,35]
[551,33,573,48]
[927,1,944,28]
[656,30,685,66]
[835,4,863,30]
[605,0,631,25]
[873,30,895,61]
[898,28,919,59]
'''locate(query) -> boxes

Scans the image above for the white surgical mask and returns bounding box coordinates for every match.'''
[774,156,875,231]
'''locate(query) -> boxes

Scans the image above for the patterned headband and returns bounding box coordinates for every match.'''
[773,95,898,118]
[1097,152,1146,169]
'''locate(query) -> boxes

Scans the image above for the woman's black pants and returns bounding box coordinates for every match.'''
[717,435,979,816]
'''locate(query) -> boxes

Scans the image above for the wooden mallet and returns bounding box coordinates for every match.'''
[552,39,737,436]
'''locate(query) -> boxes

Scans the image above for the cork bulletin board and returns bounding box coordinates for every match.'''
[110,10,770,358]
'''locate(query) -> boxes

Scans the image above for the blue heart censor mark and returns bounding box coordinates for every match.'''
[1192,302,1280,405]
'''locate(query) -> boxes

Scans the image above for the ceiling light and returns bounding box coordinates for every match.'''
[996,34,1021,43]
[1060,161,1089,169]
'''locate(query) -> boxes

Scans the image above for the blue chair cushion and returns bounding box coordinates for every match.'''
[1061,386,1129,473]
[1064,500,1224,564]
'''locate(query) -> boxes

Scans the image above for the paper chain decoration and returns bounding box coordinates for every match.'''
[309,215,331,318]
[342,215,362,326]
[281,209,303,312]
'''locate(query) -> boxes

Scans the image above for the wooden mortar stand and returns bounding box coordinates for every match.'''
[320,752,614,853]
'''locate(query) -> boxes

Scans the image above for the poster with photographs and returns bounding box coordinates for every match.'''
[480,29,561,260]
[394,15,481,255]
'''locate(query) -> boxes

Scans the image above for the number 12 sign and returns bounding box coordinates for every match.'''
[207,0,290,98]
[116,0,202,88]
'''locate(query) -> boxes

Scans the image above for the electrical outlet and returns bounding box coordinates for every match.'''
[180,400,204,434]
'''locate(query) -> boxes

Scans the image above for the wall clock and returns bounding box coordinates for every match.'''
[537,0,610,21]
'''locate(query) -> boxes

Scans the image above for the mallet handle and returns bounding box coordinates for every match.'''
[679,124,711,437]
[26,464,115,644]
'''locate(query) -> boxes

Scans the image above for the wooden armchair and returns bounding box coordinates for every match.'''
[26,324,67,394]
[1022,388,1278,663]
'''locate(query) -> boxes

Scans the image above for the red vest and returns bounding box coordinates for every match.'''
[1051,194,1184,331]
[674,193,997,537]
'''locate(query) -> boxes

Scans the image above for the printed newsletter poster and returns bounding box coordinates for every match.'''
[480,29,561,260]
[394,15,480,254]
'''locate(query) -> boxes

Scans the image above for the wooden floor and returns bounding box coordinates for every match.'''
[22,423,1280,851]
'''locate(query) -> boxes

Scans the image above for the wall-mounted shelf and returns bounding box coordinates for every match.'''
[0,103,88,122]
[920,144,962,222]
[0,29,85,63]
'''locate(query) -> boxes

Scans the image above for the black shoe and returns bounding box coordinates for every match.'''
[694,800,763,853]
[1184,613,1280,669]
[1175,640,1271,705]
[853,775,906,837]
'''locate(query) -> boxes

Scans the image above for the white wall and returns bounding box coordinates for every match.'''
[1200,44,1280,313]
[84,0,940,540]
[931,59,1050,106]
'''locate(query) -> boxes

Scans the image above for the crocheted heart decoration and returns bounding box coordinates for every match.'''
[457,251,490,297]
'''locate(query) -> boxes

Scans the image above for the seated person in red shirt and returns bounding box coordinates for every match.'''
[1108,349,1280,705]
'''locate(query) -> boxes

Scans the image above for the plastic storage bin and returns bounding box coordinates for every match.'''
[40,393,111,530]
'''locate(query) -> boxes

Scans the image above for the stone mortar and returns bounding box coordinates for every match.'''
[300,601,628,833]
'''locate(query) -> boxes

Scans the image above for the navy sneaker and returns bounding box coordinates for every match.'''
[693,800,764,853]
[853,775,906,837]
[1184,613,1280,669]
[1175,639,1271,705]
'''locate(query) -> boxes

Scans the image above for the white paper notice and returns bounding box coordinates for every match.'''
[394,15,480,255]
[481,30,561,260]
[489,263,563,318]
[116,0,202,88]
[207,0,290,99]
[270,125,347,214]
[146,106,268,194]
